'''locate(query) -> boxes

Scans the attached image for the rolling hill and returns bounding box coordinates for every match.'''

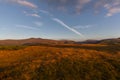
[76,38,120,45]
[0,37,120,46]
[0,38,75,46]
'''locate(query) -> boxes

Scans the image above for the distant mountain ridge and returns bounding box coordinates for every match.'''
[77,38,120,45]
[0,37,120,46]
[99,38,120,45]
[0,38,75,46]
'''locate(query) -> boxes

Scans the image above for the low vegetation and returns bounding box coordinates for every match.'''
[0,46,26,50]
[0,44,120,80]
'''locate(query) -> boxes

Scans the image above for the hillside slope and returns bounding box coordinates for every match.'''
[0,38,75,46]
[0,44,120,80]
[76,38,120,45]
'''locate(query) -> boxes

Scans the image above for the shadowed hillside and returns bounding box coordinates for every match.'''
[76,38,120,45]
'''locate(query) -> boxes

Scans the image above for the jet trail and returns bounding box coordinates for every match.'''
[52,18,85,37]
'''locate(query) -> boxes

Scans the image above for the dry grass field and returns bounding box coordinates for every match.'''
[0,44,120,80]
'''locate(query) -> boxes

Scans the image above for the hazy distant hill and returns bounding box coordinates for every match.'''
[76,40,100,44]
[77,38,120,45]
[99,38,120,45]
[0,38,75,46]
[0,37,120,46]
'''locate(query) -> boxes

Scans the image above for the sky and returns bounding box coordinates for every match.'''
[0,0,120,41]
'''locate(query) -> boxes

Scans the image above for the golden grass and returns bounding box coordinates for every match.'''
[0,44,120,80]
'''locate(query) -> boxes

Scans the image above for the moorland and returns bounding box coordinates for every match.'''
[0,38,120,80]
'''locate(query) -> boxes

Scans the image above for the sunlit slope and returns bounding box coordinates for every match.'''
[0,44,120,80]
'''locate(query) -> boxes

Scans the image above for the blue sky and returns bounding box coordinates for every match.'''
[0,0,120,41]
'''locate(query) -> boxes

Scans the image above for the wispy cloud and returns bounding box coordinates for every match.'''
[23,11,40,18]
[73,25,94,29]
[106,7,120,17]
[40,0,91,14]
[75,0,91,14]
[40,0,120,16]
[52,18,85,37]
[95,0,120,16]
[39,10,53,16]
[29,13,40,18]
[15,25,39,30]
[34,22,43,26]
[2,0,120,16]
[104,2,120,16]
[4,0,37,9]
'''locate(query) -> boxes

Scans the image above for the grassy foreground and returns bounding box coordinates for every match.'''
[0,44,120,80]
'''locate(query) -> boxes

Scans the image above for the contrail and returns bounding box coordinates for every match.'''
[15,25,40,30]
[52,18,85,37]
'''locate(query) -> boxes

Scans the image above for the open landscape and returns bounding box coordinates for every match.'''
[0,0,120,80]
[0,38,120,80]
